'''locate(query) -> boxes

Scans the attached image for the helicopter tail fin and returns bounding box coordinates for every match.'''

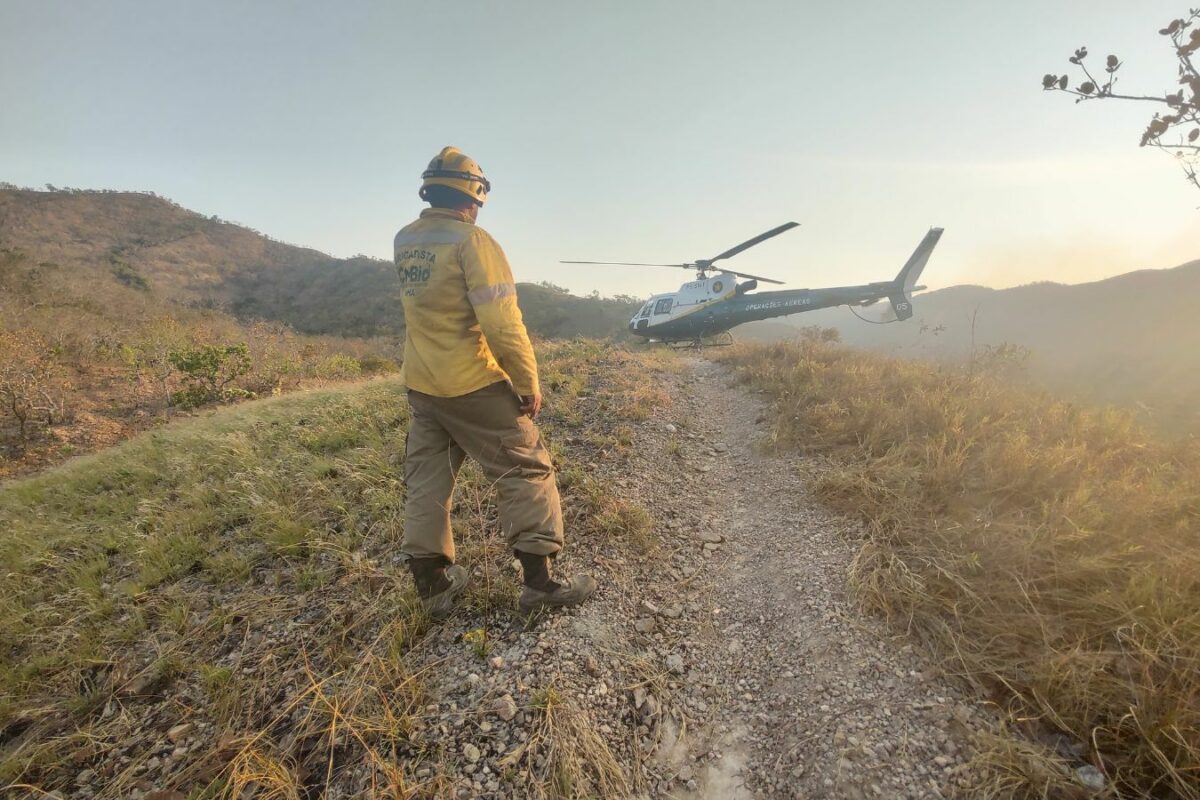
[873,227,942,322]
[893,227,944,300]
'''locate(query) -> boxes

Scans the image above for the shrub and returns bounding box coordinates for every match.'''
[357,353,400,375]
[121,315,188,413]
[243,321,302,395]
[313,353,362,381]
[168,342,253,409]
[109,259,149,291]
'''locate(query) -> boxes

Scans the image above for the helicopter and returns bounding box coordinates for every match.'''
[563,222,943,347]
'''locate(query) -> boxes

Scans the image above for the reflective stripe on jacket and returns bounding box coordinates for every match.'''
[394,208,539,398]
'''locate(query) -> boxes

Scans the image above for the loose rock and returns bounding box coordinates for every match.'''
[493,695,518,722]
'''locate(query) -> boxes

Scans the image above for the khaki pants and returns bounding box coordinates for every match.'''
[402,381,564,562]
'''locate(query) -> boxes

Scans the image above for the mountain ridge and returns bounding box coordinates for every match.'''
[0,186,641,340]
[748,255,1200,430]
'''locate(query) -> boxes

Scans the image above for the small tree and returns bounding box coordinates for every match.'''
[243,320,302,395]
[121,316,188,416]
[1042,9,1200,190]
[168,342,253,409]
[0,329,67,450]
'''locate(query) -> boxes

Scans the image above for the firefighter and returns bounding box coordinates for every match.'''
[394,146,596,619]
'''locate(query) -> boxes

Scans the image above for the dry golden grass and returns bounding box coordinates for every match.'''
[501,685,629,800]
[719,337,1200,798]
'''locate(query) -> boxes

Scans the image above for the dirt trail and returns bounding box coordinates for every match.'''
[624,355,988,799]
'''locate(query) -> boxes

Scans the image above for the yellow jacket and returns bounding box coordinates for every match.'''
[394,208,539,398]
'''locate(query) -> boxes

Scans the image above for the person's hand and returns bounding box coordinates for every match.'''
[519,392,542,419]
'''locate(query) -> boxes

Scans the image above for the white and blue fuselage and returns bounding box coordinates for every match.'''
[628,228,944,342]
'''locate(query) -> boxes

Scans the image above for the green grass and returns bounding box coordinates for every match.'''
[0,340,670,798]
[1,378,409,681]
[719,338,1200,799]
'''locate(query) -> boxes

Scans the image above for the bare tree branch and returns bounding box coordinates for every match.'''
[1042,9,1200,194]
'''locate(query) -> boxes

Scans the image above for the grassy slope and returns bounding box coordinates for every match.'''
[0,341,672,799]
[719,339,1200,798]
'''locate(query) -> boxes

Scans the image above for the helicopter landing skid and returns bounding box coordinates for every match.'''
[663,332,735,350]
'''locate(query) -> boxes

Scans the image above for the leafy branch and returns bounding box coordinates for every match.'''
[1042,9,1200,190]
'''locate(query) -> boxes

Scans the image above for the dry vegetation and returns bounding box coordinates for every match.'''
[719,335,1200,798]
[0,340,671,799]
[0,246,400,476]
[0,187,641,344]
[0,186,403,337]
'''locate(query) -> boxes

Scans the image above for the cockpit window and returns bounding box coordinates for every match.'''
[639,303,653,319]
[653,298,673,315]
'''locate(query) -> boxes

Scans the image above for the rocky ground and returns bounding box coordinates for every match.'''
[632,357,990,799]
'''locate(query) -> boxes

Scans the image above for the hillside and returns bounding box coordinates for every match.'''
[0,187,639,474]
[0,342,715,800]
[754,261,1200,430]
[0,187,640,340]
[0,187,398,337]
[0,244,401,477]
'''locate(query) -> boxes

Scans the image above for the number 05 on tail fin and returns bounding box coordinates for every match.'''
[887,227,943,321]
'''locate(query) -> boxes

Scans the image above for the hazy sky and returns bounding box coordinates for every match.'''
[2,1,1197,297]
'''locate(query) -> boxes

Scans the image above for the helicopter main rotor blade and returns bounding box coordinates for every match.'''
[559,260,693,268]
[560,260,785,284]
[723,269,785,285]
[708,221,800,263]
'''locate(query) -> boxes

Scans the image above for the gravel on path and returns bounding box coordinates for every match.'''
[619,356,992,800]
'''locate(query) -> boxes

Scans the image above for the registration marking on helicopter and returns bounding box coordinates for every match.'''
[743,297,812,312]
